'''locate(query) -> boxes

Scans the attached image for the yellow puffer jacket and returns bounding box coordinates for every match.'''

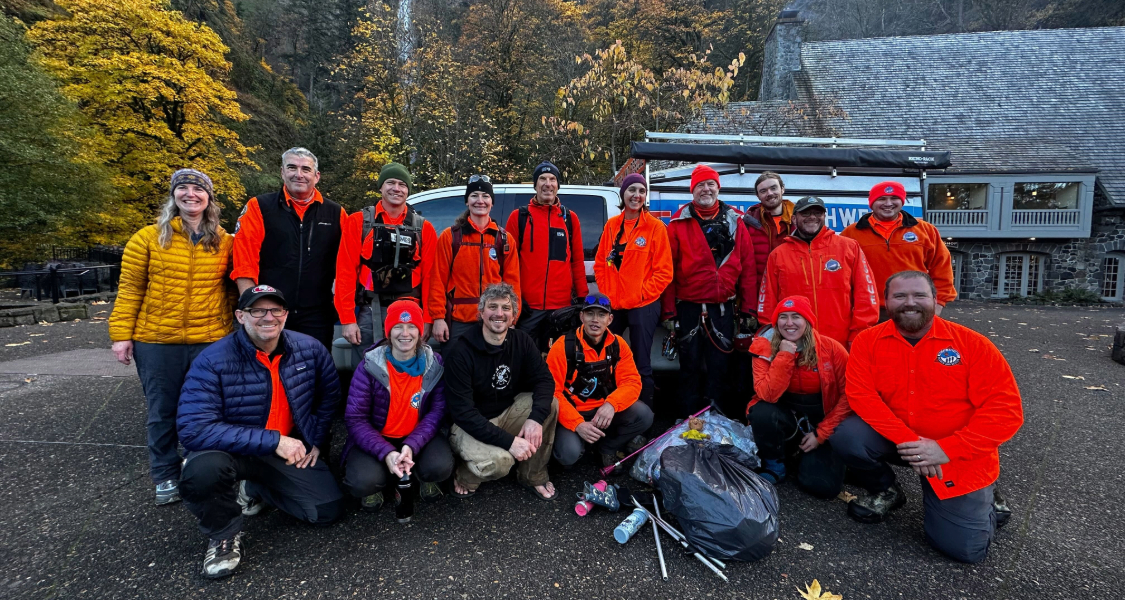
[109,218,236,344]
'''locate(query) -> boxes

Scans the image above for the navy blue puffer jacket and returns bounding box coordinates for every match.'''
[178,327,341,456]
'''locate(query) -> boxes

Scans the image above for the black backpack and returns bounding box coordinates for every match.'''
[516,203,574,252]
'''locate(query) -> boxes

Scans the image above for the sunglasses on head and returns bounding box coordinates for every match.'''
[468,174,491,184]
[584,295,611,308]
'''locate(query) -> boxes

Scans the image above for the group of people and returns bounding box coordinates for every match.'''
[108,147,1023,580]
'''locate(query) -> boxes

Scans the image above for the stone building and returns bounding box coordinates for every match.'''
[688,15,1125,301]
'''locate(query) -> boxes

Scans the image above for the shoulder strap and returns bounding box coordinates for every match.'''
[606,337,619,378]
[361,206,377,244]
[494,225,508,275]
[406,205,425,229]
[562,205,574,240]
[564,330,582,386]
[517,206,529,251]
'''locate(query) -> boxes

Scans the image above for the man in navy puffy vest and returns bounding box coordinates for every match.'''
[177,285,343,579]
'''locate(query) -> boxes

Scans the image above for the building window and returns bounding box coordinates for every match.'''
[1013,182,1079,210]
[928,183,988,211]
[1102,253,1124,301]
[997,252,1045,298]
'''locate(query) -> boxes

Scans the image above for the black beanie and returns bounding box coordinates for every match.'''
[464,175,494,202]
[532,161,561,186]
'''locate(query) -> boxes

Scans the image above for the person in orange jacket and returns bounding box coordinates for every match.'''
[833,271,1023,563]
[427,175,520,350]
[335,163,438,362]
[547,293,653,473]
[841,181,956,319]
[231,147,347,349]
[746,295,851,499]
[757,196,879,348]
[593,173,673,410]
[505,161,588,351]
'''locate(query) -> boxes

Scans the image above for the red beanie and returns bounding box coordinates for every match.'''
[690,165,721,192]
[384,299,424,338]
[772,295,817,330]
[869,181,906,207]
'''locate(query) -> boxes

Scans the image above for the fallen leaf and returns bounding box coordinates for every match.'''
[797,579,843,600]
[5,341,30,347]
[798,542,814,551]
[28,333,44,337]
[38,321,53,326]
[1085,385,1108,391]
[1061,375,1085,380]
[837,491,857,503]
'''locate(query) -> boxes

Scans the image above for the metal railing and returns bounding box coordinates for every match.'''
[1011,209,1081,227]
[926,210,989,227]
[644,131,928,148]
[2,264,120,304]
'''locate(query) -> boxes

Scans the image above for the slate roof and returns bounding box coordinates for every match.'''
[703,27,1125,205]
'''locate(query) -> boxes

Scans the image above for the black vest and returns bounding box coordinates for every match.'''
[255,190,343,311]
[359,205,425,298]
[564,331,620,402]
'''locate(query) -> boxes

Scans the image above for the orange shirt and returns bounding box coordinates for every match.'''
[870,214,902,240]
[231,187,348,283]
[255,350,293,436]
[772,214,784,231]
[546,329,643,431]
[382,366,423,439]
[846,318,1024,500]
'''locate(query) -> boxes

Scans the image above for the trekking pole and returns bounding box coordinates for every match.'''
[628,495,727,570]
[652,496,668,580]
[629,498,727,581]
[600,406,712,477]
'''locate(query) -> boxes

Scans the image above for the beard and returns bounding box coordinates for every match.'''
[890,303,935,334]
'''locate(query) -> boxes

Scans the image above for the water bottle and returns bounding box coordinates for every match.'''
[395,474,414,523]
[613,508,650,544]
[574,480,608,516]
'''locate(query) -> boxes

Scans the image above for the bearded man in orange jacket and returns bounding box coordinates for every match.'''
[833,271,1023,563]
[841,181,956,319]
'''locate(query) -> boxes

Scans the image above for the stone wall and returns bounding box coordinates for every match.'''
[757,16,805,102]
[951,211,1125,300]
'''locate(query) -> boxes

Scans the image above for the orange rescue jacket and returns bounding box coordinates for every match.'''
[505,200,588,310]
[427,218,520,324]
[547,328,642,431]
[747,333,852,443]
[840,212,956,307]
[846,318,1024,500]
[593,211,673,310]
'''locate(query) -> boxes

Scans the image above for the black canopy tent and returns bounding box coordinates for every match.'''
[630,141,951,170]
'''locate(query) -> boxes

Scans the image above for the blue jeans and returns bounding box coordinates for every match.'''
[132,342,210,484]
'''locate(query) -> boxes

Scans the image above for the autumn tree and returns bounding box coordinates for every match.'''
[28,0,255,243]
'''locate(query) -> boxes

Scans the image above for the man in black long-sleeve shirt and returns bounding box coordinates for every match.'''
[445,283,559,500]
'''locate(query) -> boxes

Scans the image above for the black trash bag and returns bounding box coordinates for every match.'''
[657,441,780,562]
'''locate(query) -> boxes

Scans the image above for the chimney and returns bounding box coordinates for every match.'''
[758,9,805,101]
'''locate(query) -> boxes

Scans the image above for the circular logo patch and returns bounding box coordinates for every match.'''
[635,236,647,247]
[492,365,511,389]
[903,232,918,243]
[936,348,962,366]
[783,299,795,308]
[252,284,278,293]
[884,185,895,194]
[489,247,498,261]
[824,259,841,272]
[410,391,423,409]
[399,311,412,323]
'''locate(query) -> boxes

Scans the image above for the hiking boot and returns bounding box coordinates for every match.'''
[625,435,647,455]
[600,453,622,476]
[993,487,1012,529]
[237,481,263,517]
[202,532,243,579]
[582,480,620,512]
[360,492,384,512]
[419,482,443,503]
[848,483,906,524]
[758,459,786,485]
[154,480,181,506]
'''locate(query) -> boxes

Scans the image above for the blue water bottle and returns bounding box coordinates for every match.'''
[613,508,650,544]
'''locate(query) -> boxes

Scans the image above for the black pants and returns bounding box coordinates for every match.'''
[831,416,998,563]
[675,301,734,418]
[515,305,554,352]
[132,342,210,484]
[553,402,655,466]
[748,398,845,499]
[341,436,455,498]
[180,450,344,540]
[608,300,661,409]
[286,306,337,351]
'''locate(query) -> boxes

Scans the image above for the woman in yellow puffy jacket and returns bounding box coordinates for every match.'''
[108,169,236,506]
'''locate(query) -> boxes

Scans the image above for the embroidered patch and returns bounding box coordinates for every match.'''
[635,236,647,247]
[410,391,423,409]
[936,347,962,366]
[824,259,841,272]
[903,232,918,243]
[884,185,895,194]
[783,299,795,308]
[399,311,412,323]
[489,247,498,261]
[252,284,278,293]
[492,365,511,389]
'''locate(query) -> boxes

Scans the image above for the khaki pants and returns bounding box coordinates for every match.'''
[449,393,558,490]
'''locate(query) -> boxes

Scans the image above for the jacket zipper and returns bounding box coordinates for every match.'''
[541,207,550,309]
[184,229,195,344]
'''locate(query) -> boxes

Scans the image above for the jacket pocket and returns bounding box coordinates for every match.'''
[548,226,569,261]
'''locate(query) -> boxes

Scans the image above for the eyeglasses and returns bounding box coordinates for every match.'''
[468,174,491,184]
[584,295,611,308]
[242,307,288,318]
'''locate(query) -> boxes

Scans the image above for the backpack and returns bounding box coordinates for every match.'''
[517,204,574,253]
[563,329,620,401]
[444,220,511,319]
[358,204,425,296]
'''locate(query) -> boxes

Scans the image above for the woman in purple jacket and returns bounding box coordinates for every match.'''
[343,300,452,512]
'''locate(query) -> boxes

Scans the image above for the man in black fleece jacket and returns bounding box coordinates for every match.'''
[445,283,559,500]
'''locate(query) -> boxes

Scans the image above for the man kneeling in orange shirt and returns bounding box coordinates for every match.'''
[834,271,1023,563]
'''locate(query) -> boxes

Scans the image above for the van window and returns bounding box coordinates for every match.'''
[411,194,465,233]
[559,193,606,260]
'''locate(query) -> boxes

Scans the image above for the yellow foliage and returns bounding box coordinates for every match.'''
[28,0,255,243]
[797,580,843,600]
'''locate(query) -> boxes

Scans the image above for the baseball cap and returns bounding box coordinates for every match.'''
[580,293,613,312]
[793,196,827,213]
[237,284,287,310]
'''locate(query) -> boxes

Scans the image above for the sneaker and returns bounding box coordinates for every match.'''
[237,481,263,517]
[848,483,906,524]
[360,492,384,512]
[993,487,1012,529]
[419,482,443,503]
[202,532,243,579]
[155,480,181,506]
[625,435,647,455]
[758,459,786,485]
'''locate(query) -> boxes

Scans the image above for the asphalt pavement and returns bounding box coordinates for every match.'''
[0,302,1122,599]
